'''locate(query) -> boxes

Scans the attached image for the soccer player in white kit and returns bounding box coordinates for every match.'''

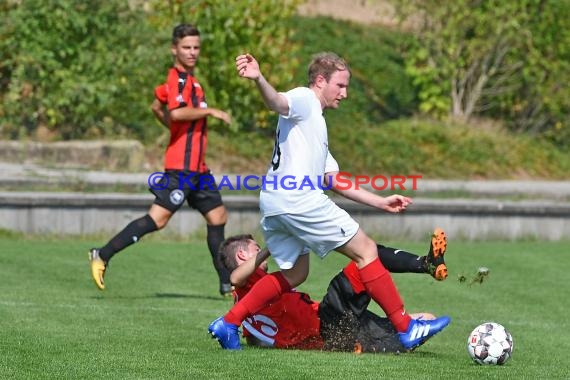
[209,52,450,350]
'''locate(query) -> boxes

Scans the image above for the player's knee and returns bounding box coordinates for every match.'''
[216,211,228,225]
[148,204,173,230]
[354,238,380,266]
[151,215,170,230]
[154,221,166,230]
[205,206,227,225]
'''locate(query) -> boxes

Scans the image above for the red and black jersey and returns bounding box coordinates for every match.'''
[163,67,209,172]
[154,83,168,104]
[234,268,323,349]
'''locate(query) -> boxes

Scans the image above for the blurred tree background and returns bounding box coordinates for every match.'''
[0,0,302,141]
[0,0,568,177]
[396,0,570,147]
[0,0,164,141]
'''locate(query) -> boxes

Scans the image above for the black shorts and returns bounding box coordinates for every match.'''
[318,272,405,353]
[149,170,224,215]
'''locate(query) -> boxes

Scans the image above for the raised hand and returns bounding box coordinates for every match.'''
[235,53,261,80]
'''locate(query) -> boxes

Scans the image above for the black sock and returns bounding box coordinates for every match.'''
[207,224,230,284]
[377,244,426,274]
[99,215,158,262]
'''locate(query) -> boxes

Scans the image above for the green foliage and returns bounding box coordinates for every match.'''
[0,0,165,141]
[1,2,569,174]
[396,0,570,145]
[398,0,526,119]
[327,118,570,179]
[404,42,449,118]
[0,0,301,141]
[147,0,302,133]
[498,0,570,147]
[288,16,417,122]
[283,15,569,179]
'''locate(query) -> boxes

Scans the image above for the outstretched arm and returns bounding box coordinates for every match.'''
[170,107,231,125]
[229,248,271,287]
[235,53,289,116]
[324,171,412,213]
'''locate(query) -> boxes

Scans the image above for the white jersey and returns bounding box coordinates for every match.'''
[260,87,340,216]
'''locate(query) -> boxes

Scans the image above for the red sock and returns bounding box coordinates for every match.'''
[224,271,291,326]
[358,258,411,333]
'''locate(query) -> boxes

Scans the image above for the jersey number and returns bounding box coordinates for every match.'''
[271,129,281,171]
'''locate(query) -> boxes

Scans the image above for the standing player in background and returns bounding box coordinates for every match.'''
[208,52,450,349]
[89,23,234,296]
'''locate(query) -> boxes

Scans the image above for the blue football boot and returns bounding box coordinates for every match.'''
[398,316,451,350]
[208,317,241,350]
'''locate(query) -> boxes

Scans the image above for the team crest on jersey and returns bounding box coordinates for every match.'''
[169,189,184,205]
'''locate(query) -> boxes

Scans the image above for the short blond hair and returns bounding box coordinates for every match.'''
[308,52,351,86]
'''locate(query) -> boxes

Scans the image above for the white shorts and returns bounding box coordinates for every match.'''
[260,200,359,270]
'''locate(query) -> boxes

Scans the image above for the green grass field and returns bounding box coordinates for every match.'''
[1,236,569,379]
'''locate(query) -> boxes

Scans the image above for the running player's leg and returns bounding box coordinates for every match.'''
[89,171,184,290]
[337,229,450,350]
[337,231,411,333]
[376,244,426,273]
[377,227,448,280]
[202,205,231,295]
[190,172,233,295]
[89,204,167,290]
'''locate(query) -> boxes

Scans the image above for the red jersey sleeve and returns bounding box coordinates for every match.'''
[154,83,168,104]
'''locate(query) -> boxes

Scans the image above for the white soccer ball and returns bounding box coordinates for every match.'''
[467,322,514,365]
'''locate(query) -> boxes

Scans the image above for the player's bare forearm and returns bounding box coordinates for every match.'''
[256,248,270,265]
[152,112,168,128]
[254,75,289,115]
[169,107,209,122]
[170,107,231,124]
[326,171,412,213]
[158,115,169,128]
[337,188,411,213]
[229,248,270,287]
[208,108,232,124]
[151,100,169,128]
[236,53,289,115]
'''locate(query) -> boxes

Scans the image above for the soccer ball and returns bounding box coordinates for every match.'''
[467,322,514,365]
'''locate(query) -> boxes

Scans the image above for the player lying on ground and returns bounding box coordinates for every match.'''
[215,228,448,352]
